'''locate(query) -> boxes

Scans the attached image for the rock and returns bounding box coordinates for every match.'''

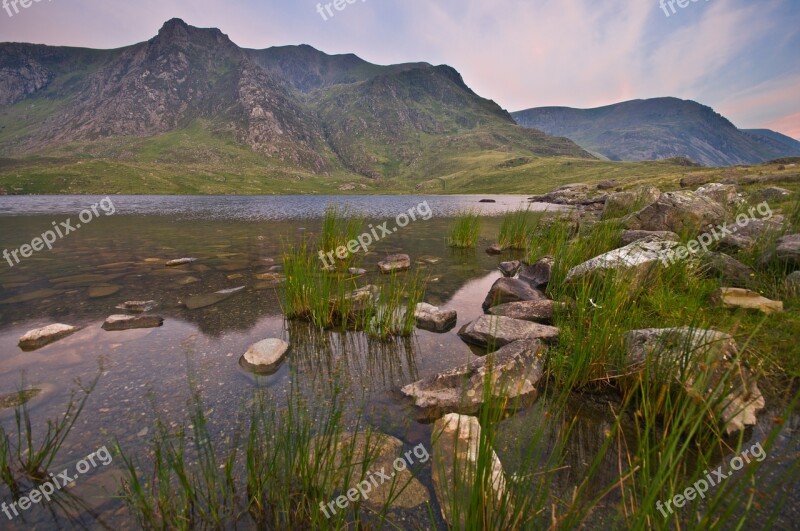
[680,174,715,188]
[564,237,684,286]
[718,215,785,251]
[347,268,367,276]
[597,180,618,190]
[176,276,201,286]
[711,288,783,314]
[624,327,764,435]
[166,258,197,267]
[482,278,547,311]
[771,234,800,267]
[528,183,592,205]
[255,273,282,281]
[115,300,157,313]
[603,186,662,219]
[621,230,680,246]
[695,183,742,207]
[88,285,120,298]
[239,338,290,374]
[479,199,497,203]
[310,432,430,510]
[787,271,800,291]
[624,191,727,235]
[518,256,554,289]
[0,288,64,305]
[184,286,245,310]
[378,254,411,274]
[414,303,457,333]
[698,253,755,287]
[750,187,792,203]
[50,273,124,288]
[487,300,565,324]
[498,260,521,277]
[458,315,559,350]
[486,243,504,255]
[417,255,441,265]
[102,314,164,331]
[401,339,546,418]
[0,389,42,410]
[432,414,508,527]
[18,323,80,351]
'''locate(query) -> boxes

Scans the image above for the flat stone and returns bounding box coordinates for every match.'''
[88,285,120,298]
[166,258,197,267]
[711,288,783,314]
[378,254,411,274]
[458,315,559,351]
[102,314,164,331]
[401,339,546,418]
[620,230,679,246]
[432,414,508,527]
[564,237,684,287]
[115,300,157,313]
[239,338,289,375]
[518,256,554,289]
[498,260,521,277]
[487,300,565,324]
[18,323,81,351]
[624,327,764,435]
[482,277,547,311]
[417,256,441,264]
[414,303,457,332]
[184,286,245,310]
[347,268,367,276]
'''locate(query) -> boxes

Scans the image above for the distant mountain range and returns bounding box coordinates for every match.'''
[0,18,589,183]
[512,98,800,167]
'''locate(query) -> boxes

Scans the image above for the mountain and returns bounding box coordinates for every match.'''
[0,18,591,188]
[511,97,800,166]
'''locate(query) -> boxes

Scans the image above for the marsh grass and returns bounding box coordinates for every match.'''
[448,210,481,248]
[498,207,537,250]
[320,205,365,271]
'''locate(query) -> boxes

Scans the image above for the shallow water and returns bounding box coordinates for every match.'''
[0,195,796,529]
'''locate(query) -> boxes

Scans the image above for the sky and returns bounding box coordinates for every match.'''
[1,0,799,139]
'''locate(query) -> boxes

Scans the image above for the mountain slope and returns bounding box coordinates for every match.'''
[0,18,593,188]
[512,98,800,166]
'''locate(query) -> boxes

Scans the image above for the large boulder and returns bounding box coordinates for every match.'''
[482,278,547,311]
[602,186,662,219]
[432,414,508,528]
[518,256,554,289]
[623,191,727,235]
[378,254,411,274]
[620,230,679,246]
[487,300,565,324]
[624,327,765,435]
[711,288,783,314]
[310,432,430,512]
[18,323,80,351]
[239,338,290,374]
[414,303,458,332]
[697,252,755,288]
[695,183,742,208]
[458,315,559,350]
[564,237,684,286]
[401,339,546,418]
[718,215,784,251]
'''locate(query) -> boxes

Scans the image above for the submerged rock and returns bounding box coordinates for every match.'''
[166,258,197,267]
[432,414,508,527]
[564,237,684,286]
[347,267,367,276]
[115,300,157,313]
[0,288,64,305]
[0,388,42,410]
[414,303,457,333]
[624,327,765,435]
[378,254,411,274]
[184,286,245,310]
[624,191,727,235]
[487,300,564,324]
[401,339,545,418]
[102,314,164,331]
[88,284,121,298]
[458,315,559,351]
[518,256,554,289]
[711,288,783,314]
[482,278,547,311]
[18,323,81,351]
[239,338,289,375]
[485,243,504,255]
